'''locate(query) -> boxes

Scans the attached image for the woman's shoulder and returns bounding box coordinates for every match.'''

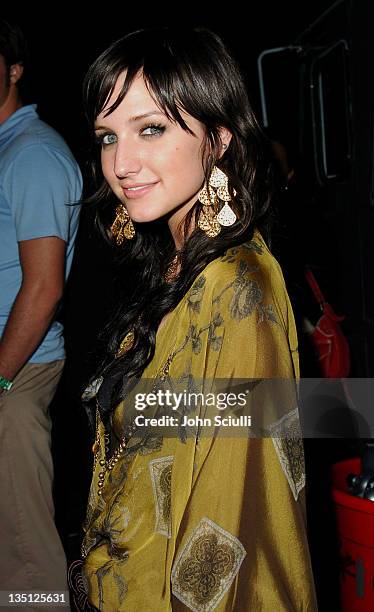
[203,230,284,292]
[184,230,289,326]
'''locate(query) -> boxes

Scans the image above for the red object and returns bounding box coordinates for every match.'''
[305,268,350,377]
[331,458,374,610]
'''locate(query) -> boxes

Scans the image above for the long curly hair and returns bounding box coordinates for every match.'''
[83,26,276,412]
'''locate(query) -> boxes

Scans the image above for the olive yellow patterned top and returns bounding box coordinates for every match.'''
[82,231,317,611]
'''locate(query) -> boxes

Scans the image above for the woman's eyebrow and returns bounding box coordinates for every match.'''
[94,110,165,131]
[129,110,165,122]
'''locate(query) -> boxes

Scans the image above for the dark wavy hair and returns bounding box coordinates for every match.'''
[83,26,276,413]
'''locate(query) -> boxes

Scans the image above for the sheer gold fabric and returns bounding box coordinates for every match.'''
[82,232,317,611]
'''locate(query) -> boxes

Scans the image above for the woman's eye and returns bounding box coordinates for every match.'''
[141,124,165,137]
[95,133,117,146]
[102,133,117,145]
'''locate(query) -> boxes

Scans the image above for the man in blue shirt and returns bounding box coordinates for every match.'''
[0,21,81,599]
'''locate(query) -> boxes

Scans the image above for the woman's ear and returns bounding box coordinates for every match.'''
[218,127,233,158]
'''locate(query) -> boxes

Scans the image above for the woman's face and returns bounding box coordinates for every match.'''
[95,72,208,229]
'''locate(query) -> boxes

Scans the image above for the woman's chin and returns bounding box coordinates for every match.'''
[131,214,160,224]
[127,208,169,224]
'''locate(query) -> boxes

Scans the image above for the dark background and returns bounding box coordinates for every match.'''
[3,2,373,610]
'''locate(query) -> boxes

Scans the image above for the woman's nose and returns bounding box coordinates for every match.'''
[114,143,142,178]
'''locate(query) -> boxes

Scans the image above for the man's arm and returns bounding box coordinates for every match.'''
[0,236,66,385]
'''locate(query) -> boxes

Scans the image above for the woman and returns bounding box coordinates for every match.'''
[79,27,317,610]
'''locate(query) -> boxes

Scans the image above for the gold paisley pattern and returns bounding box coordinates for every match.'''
[160,466,172,523]
[171,517,246,611]
[149,456,174,537]
[268,408,306,500]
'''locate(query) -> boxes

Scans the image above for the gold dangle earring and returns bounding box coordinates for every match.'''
[213,167,237,227]
[110,204,135,244]
[197,165,237,238]
[197,181,221,238]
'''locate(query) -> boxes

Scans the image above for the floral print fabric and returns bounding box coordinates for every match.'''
[82,232,317,610]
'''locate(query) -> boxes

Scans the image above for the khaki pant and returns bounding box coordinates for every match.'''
[0,360,69,610]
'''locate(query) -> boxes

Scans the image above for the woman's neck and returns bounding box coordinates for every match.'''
[167,199,197,250]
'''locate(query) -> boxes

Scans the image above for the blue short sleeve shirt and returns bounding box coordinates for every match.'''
[0,105,82,363]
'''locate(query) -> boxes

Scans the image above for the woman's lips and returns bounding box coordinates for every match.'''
[122,182,158,199]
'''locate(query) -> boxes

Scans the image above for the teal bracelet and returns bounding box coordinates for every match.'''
[0,375,13,391]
